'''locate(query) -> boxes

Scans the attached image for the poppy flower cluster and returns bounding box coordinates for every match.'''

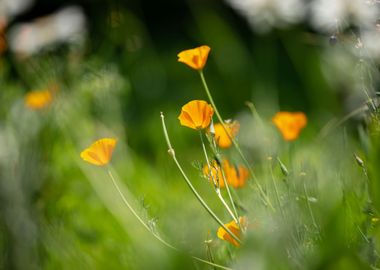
[77,45,310,255]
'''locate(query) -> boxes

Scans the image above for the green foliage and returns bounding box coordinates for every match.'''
[1,1,380,269]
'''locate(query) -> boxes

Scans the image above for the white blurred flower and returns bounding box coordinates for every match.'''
[7,6,86,56]
[0,0,34,18]
[225,0,306,33]
[361,28,380,60]
[310,0,379,32]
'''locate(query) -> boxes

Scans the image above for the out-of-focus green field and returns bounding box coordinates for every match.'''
[1,1,380,269]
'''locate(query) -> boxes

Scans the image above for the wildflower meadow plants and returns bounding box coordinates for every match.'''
[76,42,380,269]
[3,2,380,269]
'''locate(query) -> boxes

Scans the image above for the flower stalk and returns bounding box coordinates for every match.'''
[107,168,233,270]
[199,70,274,211]
[161,112,242,245]
[199,131,238,223]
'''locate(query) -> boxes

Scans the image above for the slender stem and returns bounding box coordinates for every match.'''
[219,168,240,227]
[204,134,240,225]
[199,71,274,211]
[107,168,232,270]
[192,256,232,270]
[269,159,285,220]
[205,239,217,270]
[317,105,368,140]
[161,112,242,245]
[302,181,319,232]
[246,101,263,125]
[199,131,216,186]
[199,131,238,223]
[358,53,377,112]
[107,169,175,248]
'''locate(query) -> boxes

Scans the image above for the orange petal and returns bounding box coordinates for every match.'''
[217,219,242,247]
[213,121,240,148]
[178,100,214,130]
[24,89,53,110]
[222,160,249,188]
[203,160,225,188]
[236,166,249,188]
[204,159,249,189]
[178,110,197,129]
[177,45,211,70]
[272,112,307,141]
[80,138,117,166]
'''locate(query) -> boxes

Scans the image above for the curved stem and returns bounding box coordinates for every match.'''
[219,168,240,226]
[302,180,319,233]
[107,169,232,270]
[199,131,238,223]
[107,169,175,249]
[269,160,285,220]
[199,71,274,211]
[204,133,241,228]
[161,112,242,245]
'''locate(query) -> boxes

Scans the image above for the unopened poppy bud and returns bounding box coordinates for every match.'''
[354,154,364,168]
[277,158,289,176]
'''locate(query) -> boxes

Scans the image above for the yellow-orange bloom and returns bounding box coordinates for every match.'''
[213,121,240,148]
[80,138,117,166]
[178,100,214,130]
[24,89,53,110]
[272,112,307,141]
[217,217,247,247]
[203,159,249,188]
[177,45,211,70]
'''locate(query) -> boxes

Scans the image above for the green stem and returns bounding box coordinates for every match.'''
[204,133,241,228]
[107,169,175,248]
[205,133,241,224]
[269,160,285,220]
[220,168,240,227]
[107,169,232,270]
[205,240,217,270]
[199,131,238,223]
[302,181,319,232]
[161,112,242,245]
[246,101,263,125]
[199,71,274,211]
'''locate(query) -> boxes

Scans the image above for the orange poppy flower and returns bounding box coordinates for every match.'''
[80,138,117,166]
[203,160,223,187]
[24,89,53,110]
[178,100,214,130]
[177,45,211,70]
[272,112,307,141]
[203,159,249,188]
[217,216,247,247]
[213,121,240,148]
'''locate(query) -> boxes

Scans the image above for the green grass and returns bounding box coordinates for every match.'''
[1,3,380,269]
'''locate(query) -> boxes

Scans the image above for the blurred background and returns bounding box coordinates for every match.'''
[1,0,380,269]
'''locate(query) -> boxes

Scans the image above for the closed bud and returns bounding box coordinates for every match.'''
[354,154,364,168]
[277,158,289,176]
